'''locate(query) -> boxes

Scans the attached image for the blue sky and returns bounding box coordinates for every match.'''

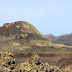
[0,0,72,36]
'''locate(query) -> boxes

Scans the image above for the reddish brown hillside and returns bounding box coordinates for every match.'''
[45,34,56,41]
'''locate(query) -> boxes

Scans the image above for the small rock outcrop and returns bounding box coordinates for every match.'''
[0,51,16,72]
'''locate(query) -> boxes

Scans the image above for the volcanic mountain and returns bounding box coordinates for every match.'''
[0,21,52,53]
[0,21,72,67]
[0,21,72,53]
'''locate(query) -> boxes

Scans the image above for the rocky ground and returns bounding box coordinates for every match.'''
[0,51,72,72]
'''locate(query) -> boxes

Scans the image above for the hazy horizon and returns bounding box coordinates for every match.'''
[0,0,72,36]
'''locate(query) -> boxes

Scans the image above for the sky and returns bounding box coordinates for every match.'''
[0,0,72,36]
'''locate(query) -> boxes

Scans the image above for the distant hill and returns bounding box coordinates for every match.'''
[45,34,56,41]
[52,33,72,46]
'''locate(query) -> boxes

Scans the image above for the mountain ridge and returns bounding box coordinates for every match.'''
[45,33,72,46]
